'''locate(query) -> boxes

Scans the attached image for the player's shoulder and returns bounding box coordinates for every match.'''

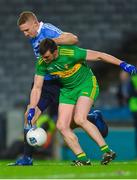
[58,45,81,54]
[58,45,78,56]
[59,45,78,50]
[42,22,62,32]
[36,56,46,66]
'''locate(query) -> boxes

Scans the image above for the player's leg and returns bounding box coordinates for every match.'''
[71,110,108,138]
[56,103,91,166]
[87,110,108,138]
[74,96,106,146]
[23,106,42,158]
[70,78,108,138]
[57,104,82,154]
[74,96,116,165]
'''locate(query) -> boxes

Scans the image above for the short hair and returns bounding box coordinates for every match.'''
[17,11,38,26]
[39,38,57,55]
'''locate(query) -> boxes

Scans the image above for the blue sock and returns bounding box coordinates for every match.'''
[23,125,36,158]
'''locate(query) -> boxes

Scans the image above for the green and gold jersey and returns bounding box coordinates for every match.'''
[36,45,94,88]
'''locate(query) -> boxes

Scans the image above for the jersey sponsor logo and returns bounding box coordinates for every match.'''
[51,63,81,78]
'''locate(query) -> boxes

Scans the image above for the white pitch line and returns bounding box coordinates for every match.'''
[46,171,134,179]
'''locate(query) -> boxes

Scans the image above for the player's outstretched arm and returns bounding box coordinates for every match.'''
[29,75,44,109]
[27,75,44,123]
[86,50,122,65]
[86,49,137,75]
[53,32,78,45]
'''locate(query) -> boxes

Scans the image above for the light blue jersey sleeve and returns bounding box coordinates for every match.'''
[42,23,63,38]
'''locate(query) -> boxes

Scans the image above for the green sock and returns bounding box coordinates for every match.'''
[100,145,111,153]
[77,152,88,161]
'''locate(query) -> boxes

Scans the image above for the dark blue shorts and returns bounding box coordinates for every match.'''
[31,80,61,113]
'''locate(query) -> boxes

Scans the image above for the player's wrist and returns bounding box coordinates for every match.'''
[29,108,35,111]
[119,61,137,75]
[119,61,127,68]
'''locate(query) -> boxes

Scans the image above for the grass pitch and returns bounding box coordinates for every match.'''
[0,160,137,179]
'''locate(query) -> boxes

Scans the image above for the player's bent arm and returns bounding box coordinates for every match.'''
[86,50,122,65]
[29,75,44,109]
[53,32,78,45]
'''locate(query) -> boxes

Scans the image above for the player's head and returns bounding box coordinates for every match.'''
[17,11,39,38]
[39,38,58,64]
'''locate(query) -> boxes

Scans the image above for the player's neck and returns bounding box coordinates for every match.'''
[54,51,59,59]
[36,22,42,35]
[53,49,59,60]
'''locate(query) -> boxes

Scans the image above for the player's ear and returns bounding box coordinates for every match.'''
[33,20,39,28]
[54,49,58,53]
[54,49,58,57]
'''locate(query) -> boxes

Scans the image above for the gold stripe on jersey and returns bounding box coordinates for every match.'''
[60,49,74,56]
[90,76,97,99]
[38,58,44,65]
[51,63,81,78]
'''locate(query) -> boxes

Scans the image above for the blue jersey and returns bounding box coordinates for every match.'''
[29,22,63,80]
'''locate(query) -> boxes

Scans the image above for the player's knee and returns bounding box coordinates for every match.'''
[56,122,66,135]
[74,114,85,127]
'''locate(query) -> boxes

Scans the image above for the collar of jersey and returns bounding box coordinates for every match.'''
[37,21,44,36]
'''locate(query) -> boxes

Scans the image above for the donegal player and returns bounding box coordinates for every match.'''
[9,11,108,166]
[27,38,137,165]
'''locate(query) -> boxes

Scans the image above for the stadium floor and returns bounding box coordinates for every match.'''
[0,160,137,179]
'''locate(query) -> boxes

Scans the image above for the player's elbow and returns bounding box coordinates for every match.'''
[32,84,42,94]
[71,34,79,44]
[64,32,79,44]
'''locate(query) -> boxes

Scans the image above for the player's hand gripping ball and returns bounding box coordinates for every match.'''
[26,127,47,146]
